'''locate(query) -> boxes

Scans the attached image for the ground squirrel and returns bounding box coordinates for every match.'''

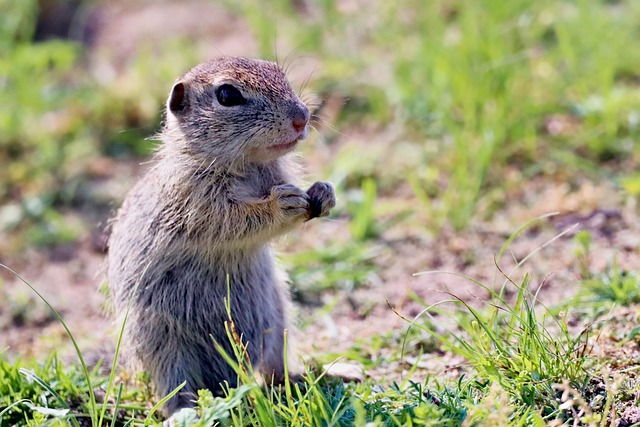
[106,56,335,414]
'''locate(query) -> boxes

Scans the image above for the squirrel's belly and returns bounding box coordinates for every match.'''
[134,247,284,328]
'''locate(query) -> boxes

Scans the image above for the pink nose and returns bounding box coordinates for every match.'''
[290,104,310,133]
[292,116,308,133]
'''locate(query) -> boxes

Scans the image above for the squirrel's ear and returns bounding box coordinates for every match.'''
[169,82,188,114]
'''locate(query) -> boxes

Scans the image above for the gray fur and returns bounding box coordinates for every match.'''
[106,57,335,414]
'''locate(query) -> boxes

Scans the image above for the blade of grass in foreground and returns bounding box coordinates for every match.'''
[18,368,71,413]
[143,381,187,426]
[98,261,153,427]
[1,263,90,427]
[110,383,123,427]
[0,399,32,427]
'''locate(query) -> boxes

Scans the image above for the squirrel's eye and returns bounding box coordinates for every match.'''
[215,84,246,107]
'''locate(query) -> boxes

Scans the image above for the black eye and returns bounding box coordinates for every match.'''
[215,84,246,107]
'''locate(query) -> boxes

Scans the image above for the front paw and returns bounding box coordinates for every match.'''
[271,184,309,219]
[306,181,336,220]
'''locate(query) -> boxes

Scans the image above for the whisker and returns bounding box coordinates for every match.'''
[298,66,318,98]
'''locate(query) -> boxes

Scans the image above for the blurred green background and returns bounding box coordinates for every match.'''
[2,0,640,255]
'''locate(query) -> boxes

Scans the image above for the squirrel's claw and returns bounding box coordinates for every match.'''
[306,181,336,220]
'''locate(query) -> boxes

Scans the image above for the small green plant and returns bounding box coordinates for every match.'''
[0,354,78,427]
[620,172,640,198]
[402,271,602,424]
[285,242,379,303]
[357,379,471,426]
[346,178,380,242]
[574,230,593,279]
[583,260,640,307]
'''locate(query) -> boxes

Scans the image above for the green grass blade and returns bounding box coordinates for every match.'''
[110,383,124,427]
[143,381,187,426]
[18,368,70,411]
[98,262,152,427]
[0,399,32,427]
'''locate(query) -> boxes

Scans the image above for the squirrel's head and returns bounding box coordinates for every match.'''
[164,56,310,165]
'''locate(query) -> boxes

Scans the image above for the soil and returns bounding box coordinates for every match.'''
[3,0,640,392]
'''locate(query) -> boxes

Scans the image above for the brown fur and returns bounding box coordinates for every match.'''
[106,56,335,414]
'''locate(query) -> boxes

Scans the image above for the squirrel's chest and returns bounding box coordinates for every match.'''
[233,170,283,199]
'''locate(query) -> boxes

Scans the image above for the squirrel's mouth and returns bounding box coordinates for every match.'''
[267,138,300,151]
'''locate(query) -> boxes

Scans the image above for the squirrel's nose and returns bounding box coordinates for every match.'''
[290,104,310,133]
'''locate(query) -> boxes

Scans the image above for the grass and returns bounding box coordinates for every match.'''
[582,260,640,307]
[405,273,597,424]
[2,226,638,426]
[4,0,640,245]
